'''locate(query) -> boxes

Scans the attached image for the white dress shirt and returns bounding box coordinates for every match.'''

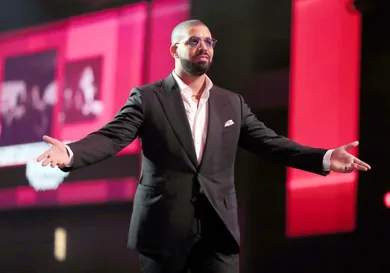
[65,71,333,170]
[171,71,213,163]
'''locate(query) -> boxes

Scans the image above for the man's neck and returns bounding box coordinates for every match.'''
[174,69,206,98]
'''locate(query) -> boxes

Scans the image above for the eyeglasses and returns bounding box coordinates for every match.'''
[177,36,217,48]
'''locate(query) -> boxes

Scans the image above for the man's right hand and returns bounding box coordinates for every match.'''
[37,135,70,168]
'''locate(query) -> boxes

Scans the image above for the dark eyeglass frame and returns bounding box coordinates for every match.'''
[176,36,217,48]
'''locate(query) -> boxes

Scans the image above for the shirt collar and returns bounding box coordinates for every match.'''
[171,70,213,99]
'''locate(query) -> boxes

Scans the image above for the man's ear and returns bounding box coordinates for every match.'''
[170,44,179,58]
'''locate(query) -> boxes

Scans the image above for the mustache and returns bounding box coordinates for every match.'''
[194,53,210,59]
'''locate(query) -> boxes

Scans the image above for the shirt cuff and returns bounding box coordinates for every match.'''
[64,144,74,167]
[322,149,334,171]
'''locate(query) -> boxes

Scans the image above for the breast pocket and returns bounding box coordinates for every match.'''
[220,123,239,165]
[222,122,236,133]
[221,122,239,144]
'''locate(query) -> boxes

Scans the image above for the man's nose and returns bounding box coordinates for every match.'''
[199,40,208,50]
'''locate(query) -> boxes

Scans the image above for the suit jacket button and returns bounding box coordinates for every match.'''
[191,197,197,205]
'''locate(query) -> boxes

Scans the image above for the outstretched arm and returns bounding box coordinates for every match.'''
[37,88,144,171]
[237,94,370,175]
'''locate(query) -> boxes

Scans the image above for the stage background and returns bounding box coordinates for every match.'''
[0,0,389,272]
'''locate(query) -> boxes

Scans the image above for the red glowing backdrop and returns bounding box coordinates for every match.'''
[287,0,362,236]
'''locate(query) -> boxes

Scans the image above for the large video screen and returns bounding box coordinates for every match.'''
[0,0,190,210]
[287,0,361,236]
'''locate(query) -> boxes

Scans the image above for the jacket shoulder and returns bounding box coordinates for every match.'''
[134,80,163,92]
[212,85,243,106]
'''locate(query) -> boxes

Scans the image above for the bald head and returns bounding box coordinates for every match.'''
[170,19,214,77]
[171,19,207,45]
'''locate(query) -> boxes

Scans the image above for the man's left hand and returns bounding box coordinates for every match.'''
[330,141,371,173]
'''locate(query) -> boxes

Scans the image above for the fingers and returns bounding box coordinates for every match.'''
[40,156,60,168]
[353,157,371,170]
[41,157,52,167]
[342,141,359,151]
[43,135,59,146]
[37,150,50,162]
[343,162,370,173]
[38,136,66,168]
[50,159,58,168]
[36,147,61,168]
[342,162,368,173]
[352,163,368,171]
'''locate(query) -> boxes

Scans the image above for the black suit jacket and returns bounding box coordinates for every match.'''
[63,74,329,256]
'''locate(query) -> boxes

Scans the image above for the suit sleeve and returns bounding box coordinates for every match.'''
[237,94,329,176]
[61,88,144,171]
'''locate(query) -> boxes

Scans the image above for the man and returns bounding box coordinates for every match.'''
[37,20,371,273]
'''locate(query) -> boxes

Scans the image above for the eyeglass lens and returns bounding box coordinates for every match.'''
[188,36,217,48]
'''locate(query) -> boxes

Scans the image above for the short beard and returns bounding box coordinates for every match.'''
[180,58,211,76]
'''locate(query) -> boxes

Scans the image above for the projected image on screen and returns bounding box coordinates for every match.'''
[61,56,103,124]
[0,50,57,147]
[0,0,190,210]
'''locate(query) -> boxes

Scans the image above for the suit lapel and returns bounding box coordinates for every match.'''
[155,75,198,167]
[199,87,230,168]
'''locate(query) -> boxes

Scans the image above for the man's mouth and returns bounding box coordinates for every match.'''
[194,55,209,61]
